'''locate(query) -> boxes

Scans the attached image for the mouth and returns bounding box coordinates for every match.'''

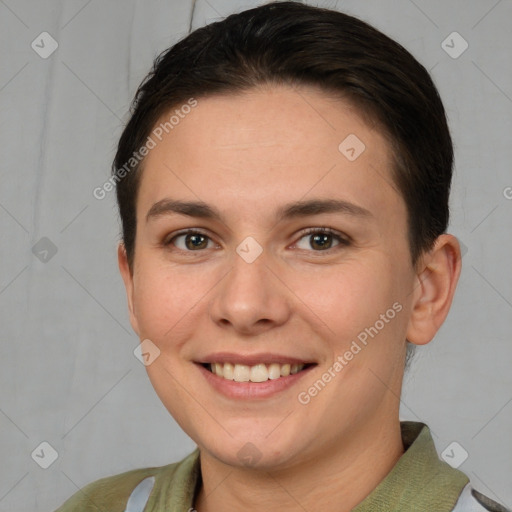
[200,361,316,383]
[195,352,318,399]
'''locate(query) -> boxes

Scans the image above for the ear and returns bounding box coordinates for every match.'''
[406,234,462,346]
[117,242,140,336]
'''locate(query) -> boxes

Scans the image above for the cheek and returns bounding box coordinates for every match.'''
[132,261,210,344]
[291,258,404,347]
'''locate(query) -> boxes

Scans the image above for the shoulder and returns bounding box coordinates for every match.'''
[54,451,197,512]
[54,466,165,512]
[452,483,511,512]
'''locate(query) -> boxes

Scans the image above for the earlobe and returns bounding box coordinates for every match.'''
[117,242,140,336]
[406,234,462,346]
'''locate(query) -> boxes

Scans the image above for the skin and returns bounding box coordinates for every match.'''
[118,84,461,512]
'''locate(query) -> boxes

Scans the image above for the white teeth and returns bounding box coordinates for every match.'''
[214,363,224,377]
[223,362,234,380]
[281,363,291,377]
[250,364,269,383]
[268,363,281,380]
[233,364,250,382]
[209,362,305,382]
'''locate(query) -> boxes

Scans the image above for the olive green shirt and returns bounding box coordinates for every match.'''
[54,421,504,511]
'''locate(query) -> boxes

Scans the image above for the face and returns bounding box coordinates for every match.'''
[120,85,420,470]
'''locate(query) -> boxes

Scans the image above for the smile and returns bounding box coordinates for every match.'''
[205,362,309,382]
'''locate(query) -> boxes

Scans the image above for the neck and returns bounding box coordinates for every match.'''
[194,416,404,512]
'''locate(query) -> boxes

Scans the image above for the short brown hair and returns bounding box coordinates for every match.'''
[113,0,453,281]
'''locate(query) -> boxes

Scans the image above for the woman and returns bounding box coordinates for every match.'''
[56,2,510,511]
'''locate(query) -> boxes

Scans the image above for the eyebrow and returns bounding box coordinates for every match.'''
[145,198,372,224]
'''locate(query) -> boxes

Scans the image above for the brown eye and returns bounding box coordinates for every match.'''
[295,228,349,252]
[167,231,214,251]
[310,233,334,250]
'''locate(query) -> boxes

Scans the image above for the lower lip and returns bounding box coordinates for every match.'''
[196,363,316,399]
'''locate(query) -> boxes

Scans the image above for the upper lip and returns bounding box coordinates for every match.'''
[196,352,316,366]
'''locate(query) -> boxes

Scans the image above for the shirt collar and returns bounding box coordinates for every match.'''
[150,421,469,511]
[352,421,469,511]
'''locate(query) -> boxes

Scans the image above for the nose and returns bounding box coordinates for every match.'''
[208,246,292,336]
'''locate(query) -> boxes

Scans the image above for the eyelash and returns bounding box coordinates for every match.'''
[297,227,350,251]
[164,227,350,254]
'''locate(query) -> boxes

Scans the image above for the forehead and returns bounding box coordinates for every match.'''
[136,85,403,226]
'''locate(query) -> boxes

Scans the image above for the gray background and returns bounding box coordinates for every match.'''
[0,1,511,511]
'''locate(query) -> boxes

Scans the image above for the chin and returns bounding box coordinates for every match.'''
[195,425,310,471]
